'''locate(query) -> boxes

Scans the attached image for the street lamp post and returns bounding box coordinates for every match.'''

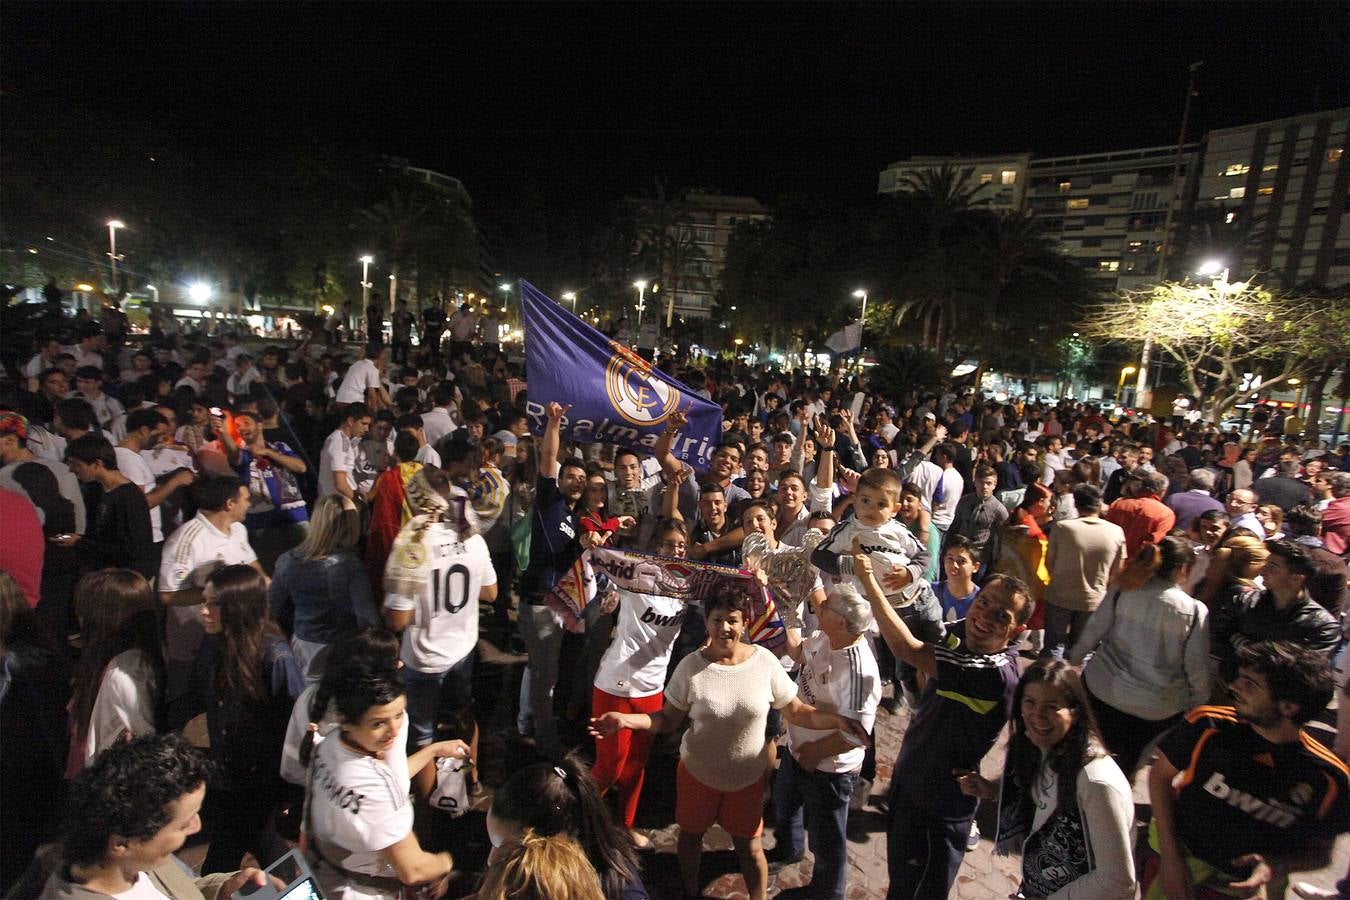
[359,255,374,326]
[145,284,159,305]
[633,279,648,327]
[561,291,578,314]
[852,289,868,354]
[107,220,125,295]
[1116,365,1137,406]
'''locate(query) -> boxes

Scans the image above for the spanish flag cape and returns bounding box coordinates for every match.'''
[366,461,423,594]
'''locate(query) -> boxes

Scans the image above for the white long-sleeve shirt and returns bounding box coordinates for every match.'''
[1069,580,1211,721]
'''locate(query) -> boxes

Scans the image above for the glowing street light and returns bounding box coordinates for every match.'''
[561,291,578,313]
[188,282,213,304]
[633,279,649,326]
[107,219,125,293]
[358,255,374,322]
[144,284,159,304]
[852,288,869,352]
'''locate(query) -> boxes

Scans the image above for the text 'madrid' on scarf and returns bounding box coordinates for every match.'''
[518,279,723,471]
[544,547,786,652]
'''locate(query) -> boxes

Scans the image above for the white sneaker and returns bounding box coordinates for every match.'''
[966,819,981,850]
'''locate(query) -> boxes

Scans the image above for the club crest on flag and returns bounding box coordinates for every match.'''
[604,342,679,426]
[519,279,723,469]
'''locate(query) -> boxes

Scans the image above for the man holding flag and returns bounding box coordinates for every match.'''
[516,400,607,756]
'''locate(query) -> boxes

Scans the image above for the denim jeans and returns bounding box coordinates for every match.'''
[1042,602,1094,660]
[517,602,564,753]
[401,654,474,748]
[773,752,858,900]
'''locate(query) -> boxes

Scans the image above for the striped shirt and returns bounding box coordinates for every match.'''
[891,621,1021,816]
[787,630,880,773]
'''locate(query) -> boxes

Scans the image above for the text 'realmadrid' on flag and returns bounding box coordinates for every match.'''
[519,279,723,470]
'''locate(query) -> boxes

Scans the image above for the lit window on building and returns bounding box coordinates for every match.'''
[1258,186,1274,195]
[1067,198,1089,210]
[1225,212,1237,224]
[1098,260,1120,272]
[1224,164,1251,176]
[1329,148,1344,163]
[1126,240,1144,252]
[980,173,994,185]
[1262,163,1280,172]
[1001,170,1017,185]
[1058,182,1071,193]
[1229,186,1247,199]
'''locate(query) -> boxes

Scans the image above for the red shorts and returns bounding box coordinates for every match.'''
[675,759,765,839]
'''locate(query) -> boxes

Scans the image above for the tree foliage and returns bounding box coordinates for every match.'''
[1078,279,1337,419]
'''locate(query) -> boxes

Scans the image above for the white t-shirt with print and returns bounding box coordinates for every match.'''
[593,589,690,698]
[307,722,413,878]
[383,524,496,674]
[786,631,880,773]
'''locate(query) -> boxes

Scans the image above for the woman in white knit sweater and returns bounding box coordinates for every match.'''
[958,658,1136,899]
[591,591,867,900]
[1068,534,1211,775]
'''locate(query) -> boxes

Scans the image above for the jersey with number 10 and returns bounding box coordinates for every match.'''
[384,522,496,674]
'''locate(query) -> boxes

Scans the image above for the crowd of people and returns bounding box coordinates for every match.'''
[1,306,1348,900]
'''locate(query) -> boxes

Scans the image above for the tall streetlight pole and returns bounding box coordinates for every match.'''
[1138,60,1203,404]
[852,289,868,353]
[561,291,578,313]
[107,220,125,295]
[359,255,374,327]
[633,279,648,327]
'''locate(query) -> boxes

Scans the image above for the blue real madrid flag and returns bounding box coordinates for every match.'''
[519,279,723,470]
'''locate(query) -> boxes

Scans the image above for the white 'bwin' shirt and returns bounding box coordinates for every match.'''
[786,631,881,773]
[383,523,496,674]
[593,588,690,698]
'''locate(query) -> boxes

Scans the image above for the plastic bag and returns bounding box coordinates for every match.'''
[428,756,470,817]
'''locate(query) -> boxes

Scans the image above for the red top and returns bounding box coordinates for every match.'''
[0,488,44,607]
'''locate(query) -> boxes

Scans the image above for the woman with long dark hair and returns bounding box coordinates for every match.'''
[487,753,646,899]
[957,659,1136,898]
[1067,535,1211,774]
[184,564,304,873]
[66,569,163,778]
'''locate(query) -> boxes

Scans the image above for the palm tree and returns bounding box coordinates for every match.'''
[894,164,989,354]
[361,186,431,311]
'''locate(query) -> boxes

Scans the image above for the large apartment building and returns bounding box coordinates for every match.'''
[877,108,1350,291]
[1025,145,1199,292]
[1192,110,1349,287]
[632,191,770,320]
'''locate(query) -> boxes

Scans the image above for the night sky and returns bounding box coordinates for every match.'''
[5,1,1349,216]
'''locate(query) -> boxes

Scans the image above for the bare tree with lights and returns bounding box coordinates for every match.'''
[1079,279,1332,422]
